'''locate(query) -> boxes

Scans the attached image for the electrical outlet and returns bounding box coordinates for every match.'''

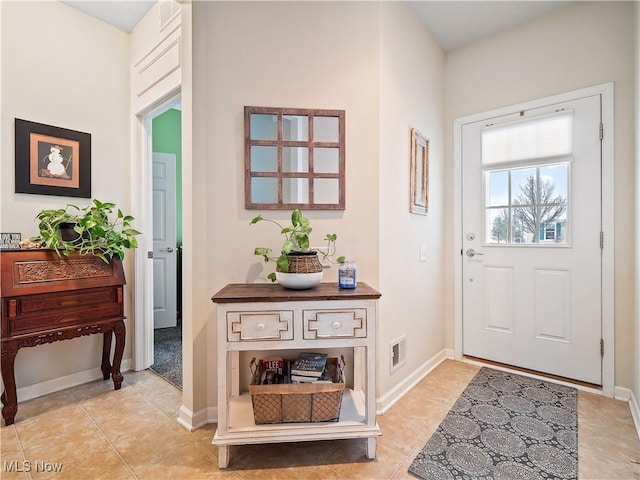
[419,244,428,262]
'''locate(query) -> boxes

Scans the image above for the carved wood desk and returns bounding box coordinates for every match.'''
[0,249,126,425]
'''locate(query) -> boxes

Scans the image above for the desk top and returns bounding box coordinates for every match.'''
[211,282,381,304]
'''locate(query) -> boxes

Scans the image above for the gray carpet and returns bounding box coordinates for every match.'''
[150,327,182,389]
[409,367,577,480]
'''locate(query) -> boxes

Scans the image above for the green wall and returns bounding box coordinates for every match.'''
[152,108,182,244]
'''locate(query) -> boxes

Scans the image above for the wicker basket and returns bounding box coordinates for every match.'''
[249,357,345,424]
[284,252,323,274]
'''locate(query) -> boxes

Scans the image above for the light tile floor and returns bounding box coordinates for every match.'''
[1,360,639,479]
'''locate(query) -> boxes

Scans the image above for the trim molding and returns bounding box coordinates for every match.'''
[16,359,132,402]
[629,390,640,441]
[177,404,210,431]
[376,348,452,414]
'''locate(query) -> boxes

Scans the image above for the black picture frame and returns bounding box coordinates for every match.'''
[15,118,91,198]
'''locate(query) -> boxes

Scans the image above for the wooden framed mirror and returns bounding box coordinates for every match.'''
[245,106,345,210]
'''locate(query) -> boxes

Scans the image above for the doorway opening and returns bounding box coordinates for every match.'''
[148,100,183,389]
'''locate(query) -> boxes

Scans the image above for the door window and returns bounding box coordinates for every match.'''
[482,111,572,246]
[485,163,568,245]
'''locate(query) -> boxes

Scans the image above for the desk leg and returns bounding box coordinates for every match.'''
[366,437,377,459]
[101,330,113,380]
[1,343,18,426]
[218,446,229,468]
[111,320,125,390]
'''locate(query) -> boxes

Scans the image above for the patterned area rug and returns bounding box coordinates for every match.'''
[150,327,182,389]
[409,367,577,480]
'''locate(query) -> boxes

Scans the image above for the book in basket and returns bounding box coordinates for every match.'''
[291,352,327,378]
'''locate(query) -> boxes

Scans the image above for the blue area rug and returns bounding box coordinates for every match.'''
[409,367,577,480]
[150,327,182,389]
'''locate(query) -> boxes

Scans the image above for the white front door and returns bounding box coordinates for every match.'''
[153,152,177,329]
[461,94,602,385]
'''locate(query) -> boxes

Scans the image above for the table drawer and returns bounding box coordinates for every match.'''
[303,308,367,339]
[227,310,293,342]
[7,303,123,336]
[19,287,118,314]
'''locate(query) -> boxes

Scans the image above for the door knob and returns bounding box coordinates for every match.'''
[466,248,483,257]
[163,247,174,253]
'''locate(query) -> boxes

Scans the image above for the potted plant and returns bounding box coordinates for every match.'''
[250,209,345,287]
[33,199,141,263]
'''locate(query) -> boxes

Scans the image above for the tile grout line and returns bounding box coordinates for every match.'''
[69,388,139,479]
[120,375,221,465]
[9,425,34,480]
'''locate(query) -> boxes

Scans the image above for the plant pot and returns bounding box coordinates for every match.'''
[285,251,323,274]
[275,271,323,289]
[59,222,81,242]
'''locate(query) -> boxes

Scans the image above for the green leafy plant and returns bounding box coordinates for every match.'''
[34,199,141,262]
[250,209,345,281]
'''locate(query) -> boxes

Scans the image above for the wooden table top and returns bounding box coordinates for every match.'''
[211,282,381,304]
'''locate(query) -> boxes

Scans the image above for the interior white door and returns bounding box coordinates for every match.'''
[461,95,602,385]
[152,153,177,329]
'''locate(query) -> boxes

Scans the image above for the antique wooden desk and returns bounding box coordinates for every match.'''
[0,249,126,425]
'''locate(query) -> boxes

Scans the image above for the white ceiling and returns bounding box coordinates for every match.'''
[406,1,575,51]
[62,0,155,33]
[63,1,575,51]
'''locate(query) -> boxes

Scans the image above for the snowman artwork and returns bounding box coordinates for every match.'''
[46,145,67,177]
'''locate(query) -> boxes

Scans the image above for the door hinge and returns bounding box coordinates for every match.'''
[600,338,604,357]
[599,123,604,140]
[600,231,604,249]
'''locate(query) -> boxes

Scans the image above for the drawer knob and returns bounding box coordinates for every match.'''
[332,321,342,330]
[257,323,265,330]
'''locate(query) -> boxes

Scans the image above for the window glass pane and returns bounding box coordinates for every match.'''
[314,147,339,173]
[283,178,309,204]
[540,163,568,200]
[283,147,308,173]
[540,210,567,244]
[485,170,508,206]
[511,167,537,205]
[511,206,538,244]
[482,112,573,165]
[486,208,509,244]
[251,177,278,203]
[250,114,277,140]
[251,146,277,172]
[282,115,308,141]
[313,116,339,142]
[313,178,340,204]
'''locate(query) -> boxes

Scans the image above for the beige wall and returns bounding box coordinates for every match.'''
[378,3,446,395]
[196,0,382,407]
[443,1,637,388]
[0,2,132,388]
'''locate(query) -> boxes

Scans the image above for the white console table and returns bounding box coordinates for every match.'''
[210,282,381,468]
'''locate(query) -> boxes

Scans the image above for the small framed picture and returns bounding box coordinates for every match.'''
[15,118,91,198]
[410,128,429,215]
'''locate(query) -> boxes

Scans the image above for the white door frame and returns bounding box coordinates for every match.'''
[453,82,615,396]
[132,88,181,371]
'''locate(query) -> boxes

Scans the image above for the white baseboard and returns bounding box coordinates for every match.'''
[376,348,452,414]
[16,358,132,402]
[177,404,211,431]
[614,385,632,402]
[629,390,640,441]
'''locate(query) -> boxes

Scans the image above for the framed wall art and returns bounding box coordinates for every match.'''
[410,128,429,215]
[15,118,91,198]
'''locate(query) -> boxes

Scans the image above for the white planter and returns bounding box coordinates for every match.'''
[275,271,323,289]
